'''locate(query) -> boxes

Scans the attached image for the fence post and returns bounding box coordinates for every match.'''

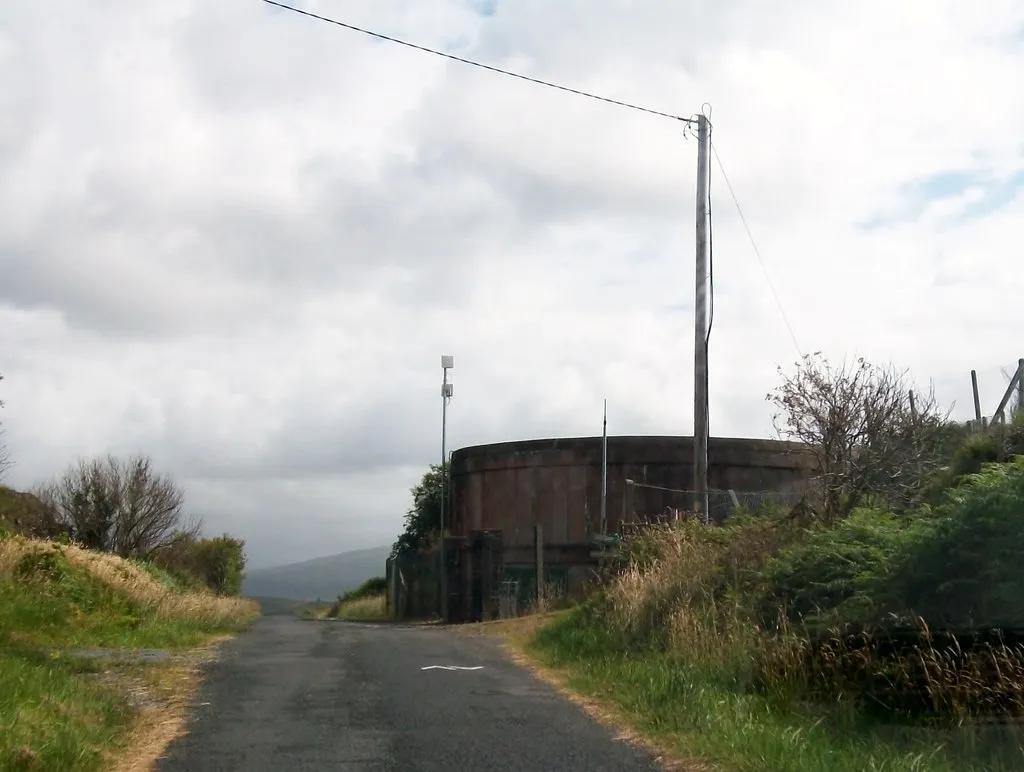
[534,523,544,606]
[971,370,983,429]
[1019,358,1024,414]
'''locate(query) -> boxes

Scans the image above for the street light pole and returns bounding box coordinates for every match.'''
[439,355,454,622]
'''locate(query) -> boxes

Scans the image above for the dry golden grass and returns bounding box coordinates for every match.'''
[599,523,761,668]
[104,635,233,772]
[756,620,1024,722]
[0,535,259,627]
[328,592,387,619]
[596,520,1024,724]
[453,610,565,647]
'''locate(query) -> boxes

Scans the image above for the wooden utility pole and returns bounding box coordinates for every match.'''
[693,112,711,522]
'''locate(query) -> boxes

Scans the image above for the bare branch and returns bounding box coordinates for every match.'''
[37,453,195,557]
[767,353,954,520]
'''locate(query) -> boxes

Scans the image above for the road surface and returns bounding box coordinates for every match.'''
[156,614,661,771]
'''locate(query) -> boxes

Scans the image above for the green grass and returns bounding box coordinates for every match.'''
[0,571,217,652]
[510,455,1024,771]
[529,609,1024,772]
[0,537,259,771]
[0,646,130,772]
[129,558,200,595]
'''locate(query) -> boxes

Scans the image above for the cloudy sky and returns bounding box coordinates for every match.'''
[1,0,1022,568]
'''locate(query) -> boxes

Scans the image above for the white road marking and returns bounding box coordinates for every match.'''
[420,665,484,671]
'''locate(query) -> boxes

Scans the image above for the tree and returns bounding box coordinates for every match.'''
[0,374,10,481]
[187,535,247,596]
[390,463,447,559]
[150,532,248,595]
[767,353,953,520]
[37,453,201,557]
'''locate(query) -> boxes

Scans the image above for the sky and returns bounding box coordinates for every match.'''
[1,0,1023,569]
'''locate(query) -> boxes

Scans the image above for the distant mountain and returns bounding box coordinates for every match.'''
[242,545,391,602]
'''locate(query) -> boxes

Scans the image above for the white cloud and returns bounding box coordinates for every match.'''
[1,0,1022,567]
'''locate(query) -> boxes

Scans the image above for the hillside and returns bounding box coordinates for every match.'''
[242,545,390,601]
[0,532,259,770]
[0,485,48,536]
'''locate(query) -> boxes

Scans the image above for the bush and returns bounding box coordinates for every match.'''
[756,509,935,629]
[189,536,247,596]
[882,456,1024,630]
[339,576,387,603]
[951,433,1004,478]
[151,533,247,596]
[35,454,200,558]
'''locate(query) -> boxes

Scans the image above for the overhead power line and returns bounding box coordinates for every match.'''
[261,0,691,123]
[710,142,803,358]
[262,0,799,360]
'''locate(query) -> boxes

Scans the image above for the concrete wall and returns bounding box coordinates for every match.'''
[449,435,815,552]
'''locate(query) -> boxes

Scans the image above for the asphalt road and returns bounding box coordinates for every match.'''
[156,614,662,772]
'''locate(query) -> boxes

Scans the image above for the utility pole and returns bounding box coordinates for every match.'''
[600,399,608,534]
[693,112,711,523]
[439,355,454,621]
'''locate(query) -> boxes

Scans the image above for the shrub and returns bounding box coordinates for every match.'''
[151,533,247,596]
[189,536,247,596]
[951,432,1004,478]
[882,457,1024,630]
[756,509,935,629]
[339,576,387,603]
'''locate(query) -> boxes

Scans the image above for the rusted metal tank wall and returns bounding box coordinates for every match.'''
[449,436,815,551]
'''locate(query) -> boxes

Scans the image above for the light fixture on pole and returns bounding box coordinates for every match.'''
[439,355,454,621]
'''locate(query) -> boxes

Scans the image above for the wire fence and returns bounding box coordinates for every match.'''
[620,483,805,527]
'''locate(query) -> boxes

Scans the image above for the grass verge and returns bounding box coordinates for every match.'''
[0,535,259,771]
[325,592,387,620]
[467,493,1024,771]
[522,610,1024,772]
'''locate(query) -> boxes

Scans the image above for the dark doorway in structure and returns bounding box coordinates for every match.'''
[469,530,503,622]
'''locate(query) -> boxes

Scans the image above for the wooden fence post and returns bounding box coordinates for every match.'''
[534,523,544,606]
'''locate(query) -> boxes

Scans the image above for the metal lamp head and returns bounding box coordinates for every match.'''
[442,383,453,398]
[441,355,454,370]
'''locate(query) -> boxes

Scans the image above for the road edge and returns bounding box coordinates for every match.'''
[104,634,237,772]
[457,617,708,772]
